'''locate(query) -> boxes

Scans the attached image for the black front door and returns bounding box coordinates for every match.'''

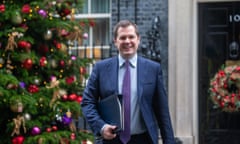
[198,2,240,144]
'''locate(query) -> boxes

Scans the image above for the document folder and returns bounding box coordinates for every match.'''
[98,94,123,133]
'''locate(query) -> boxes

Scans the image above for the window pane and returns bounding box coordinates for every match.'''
[76,0,88,14]
[91,0,110,13]
[92,18,110,46]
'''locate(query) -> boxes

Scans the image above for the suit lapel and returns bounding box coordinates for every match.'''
[137,57,147,99]
[106,56,119,94]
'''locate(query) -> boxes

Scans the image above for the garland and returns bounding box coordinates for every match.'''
[209,65,240,112]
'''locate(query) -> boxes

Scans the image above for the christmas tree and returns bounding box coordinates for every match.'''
[0,0,94,143]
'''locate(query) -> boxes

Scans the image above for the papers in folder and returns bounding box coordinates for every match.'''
[98,94,123,131]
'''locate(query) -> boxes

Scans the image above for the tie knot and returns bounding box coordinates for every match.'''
[125,60,130,67]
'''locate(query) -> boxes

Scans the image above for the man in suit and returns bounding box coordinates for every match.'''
[81,20,175,144]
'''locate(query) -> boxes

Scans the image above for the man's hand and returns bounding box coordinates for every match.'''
[102,124,118,140]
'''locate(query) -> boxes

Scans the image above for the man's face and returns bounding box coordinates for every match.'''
[114,25,140,59]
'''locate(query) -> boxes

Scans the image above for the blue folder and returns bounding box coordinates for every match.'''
[98,94,123,133]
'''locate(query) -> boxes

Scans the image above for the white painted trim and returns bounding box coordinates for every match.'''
[197,0,240,2]
[74,13,111,19]
[193,1,199,144]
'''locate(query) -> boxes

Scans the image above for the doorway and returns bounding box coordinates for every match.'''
[198,2,240,144]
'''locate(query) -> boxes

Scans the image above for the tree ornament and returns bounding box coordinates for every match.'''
[68,93,77,101]
[70,132,76,140]
[65,76,75,84]
[24,113,31,121]
[5,32,18,51]
[46,76,59,89]
[38,138,45,144]
[19,23,28,32]
[22,58,33,70]
[38,9,47,18]
[6,83,18,90]
[27,84,39,93]
[11,115,27,136]
[17,40,31,52]
[58,89,67,96]
[59,29,69,37]
[66,26,82,45]
[49,59,57,68]
[10,101,24,113]
[46,127,52,132]
[43,30,52,40]
[61,94,68,101]
[55,112,62,122]
[11,135,25,144]
[71,55,76,60]
[39,56,47,67]
[83,32,88,39]
[67,59,73,67]
[6,57,14,74]
[75,95,83,103]
[53,41,62,49]
[21,4,31,14]
[34,78,41,85]
[59,60,65,67]
[0,4,5,13]
[31,126,41,135]
[11,11,23,25]
[66,110,72,118]
[19,82,26,89]
[62,114,72,125]
[59,43,67,53]
[51,125,58,131]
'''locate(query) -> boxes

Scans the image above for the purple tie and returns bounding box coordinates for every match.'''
[120,60,131,144]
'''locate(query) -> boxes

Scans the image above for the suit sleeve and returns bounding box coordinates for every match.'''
[81,63,105,136]
[153,64,176,144]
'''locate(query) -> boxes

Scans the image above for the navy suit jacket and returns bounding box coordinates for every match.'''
[81,55,175,144]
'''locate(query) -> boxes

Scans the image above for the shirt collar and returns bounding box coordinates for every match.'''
[118,54,137,68]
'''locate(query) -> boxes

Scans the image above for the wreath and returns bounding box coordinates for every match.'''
[209,65,240,112]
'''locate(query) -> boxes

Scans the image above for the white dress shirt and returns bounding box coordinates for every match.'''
[118,54,147,135]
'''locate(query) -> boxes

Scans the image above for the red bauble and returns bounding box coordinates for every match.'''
[75,96,83,103]
[65,76,75,84]
[59,60,65,67]
[0,4,5,13]
[68,93,77,101]
[27,84,39,93]
[52,125,58,131]
[63,9,71,15]
[17,40,27,48]
[61,94,68,101]
[46,127,52,132]
[18,41,31,52]
[12,135,25,144]
[39,56,47,67]
[21,4,31,14]
[70,133,76,140]
[22,58,33,70]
